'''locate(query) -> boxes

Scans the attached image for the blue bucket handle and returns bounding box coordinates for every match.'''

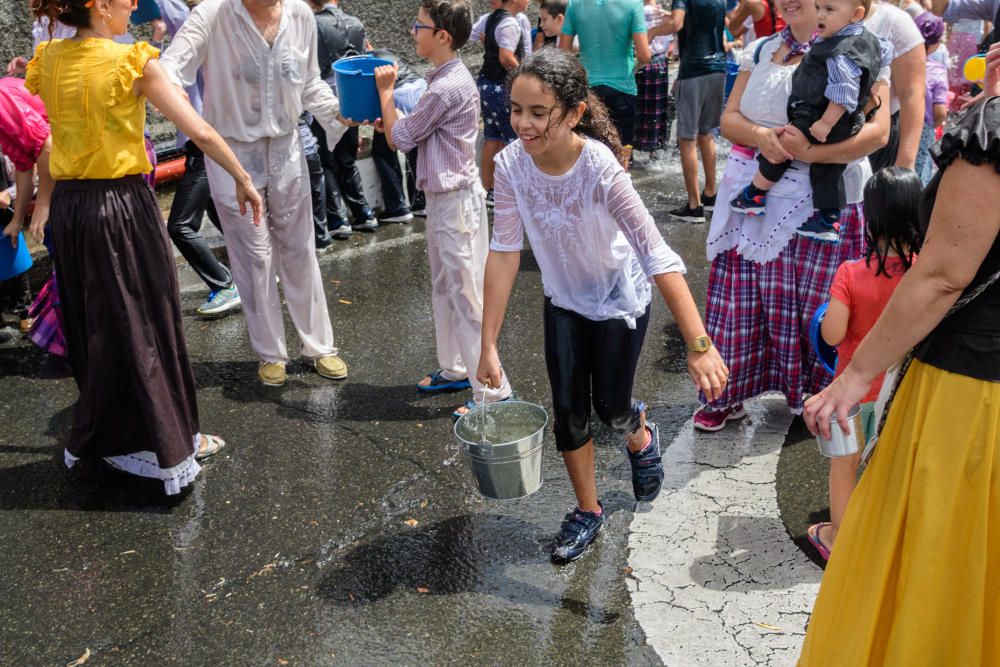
[809,303,838,375]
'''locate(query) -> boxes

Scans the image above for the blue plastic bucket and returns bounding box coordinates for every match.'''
[333,55,394,122]
[0,232,33,281]
[809,302,838,375]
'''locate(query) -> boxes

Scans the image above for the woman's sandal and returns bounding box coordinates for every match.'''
[195,434,226,461]
[806,522,833,561]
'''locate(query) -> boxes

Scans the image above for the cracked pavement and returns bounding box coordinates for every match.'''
[0,153,830,664]
[627,399,823,666]
[0,164,723,665]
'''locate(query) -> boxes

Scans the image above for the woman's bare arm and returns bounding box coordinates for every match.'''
[721,71,795,163]
[805,158,1000,437]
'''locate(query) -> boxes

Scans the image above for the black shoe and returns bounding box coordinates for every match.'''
[352,216,379,232]
[0,327,14,344]
[411,193,427,216]
[329,220,352,240]
[551,503,604,563]
[627,422,664,501]
[700,190,717,211]
[669,204,705,223]
[485,189,495,209]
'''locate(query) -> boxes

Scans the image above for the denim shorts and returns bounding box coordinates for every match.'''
[478,76,517,143]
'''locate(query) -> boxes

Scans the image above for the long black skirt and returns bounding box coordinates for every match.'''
[50,175,200,471]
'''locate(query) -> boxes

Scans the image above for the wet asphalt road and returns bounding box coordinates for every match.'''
[0,161,725,665]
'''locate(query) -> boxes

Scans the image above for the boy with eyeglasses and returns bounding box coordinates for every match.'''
[372,0,515,418]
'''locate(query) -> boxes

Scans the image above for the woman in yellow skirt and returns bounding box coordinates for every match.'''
[798,44,1000,665]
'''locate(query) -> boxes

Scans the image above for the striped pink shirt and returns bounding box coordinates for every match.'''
[391,57,480,194]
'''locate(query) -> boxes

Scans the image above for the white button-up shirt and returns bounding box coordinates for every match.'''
[160,0,347,147]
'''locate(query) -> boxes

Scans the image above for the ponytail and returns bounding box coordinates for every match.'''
[510,49,624,163]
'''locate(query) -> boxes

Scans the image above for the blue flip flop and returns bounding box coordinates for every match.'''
[417,370,471,393]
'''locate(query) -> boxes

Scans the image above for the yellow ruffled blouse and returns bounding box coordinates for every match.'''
[26,39,158,180]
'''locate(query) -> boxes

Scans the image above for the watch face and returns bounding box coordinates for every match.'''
[692,337,711,352]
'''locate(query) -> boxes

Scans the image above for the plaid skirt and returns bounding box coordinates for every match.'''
[634,54,673,151]
[703,202,866,412]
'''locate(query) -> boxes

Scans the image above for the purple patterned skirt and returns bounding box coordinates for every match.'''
[28,272,66,357]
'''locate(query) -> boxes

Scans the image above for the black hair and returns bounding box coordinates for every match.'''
[540,0,568,17]
[862,166,924,277]
[31,0,91,29]
[421,0,473,51]
[509,49,624,163]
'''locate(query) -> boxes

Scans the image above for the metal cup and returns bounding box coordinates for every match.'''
[815,403,865,458]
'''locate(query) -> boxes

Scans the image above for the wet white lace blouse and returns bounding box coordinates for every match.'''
[490,138,686,328]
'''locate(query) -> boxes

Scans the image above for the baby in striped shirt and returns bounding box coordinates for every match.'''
[730,0,891,244]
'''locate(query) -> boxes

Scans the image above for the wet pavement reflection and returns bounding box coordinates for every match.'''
[0,157,713,664]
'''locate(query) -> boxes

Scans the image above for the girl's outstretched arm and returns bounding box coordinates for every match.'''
[477,250,520,390]
[653,272,729,402]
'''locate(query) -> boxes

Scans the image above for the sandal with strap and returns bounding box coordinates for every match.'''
[416,369,471,393]
[806,522,833,561]
[196,434,226,461]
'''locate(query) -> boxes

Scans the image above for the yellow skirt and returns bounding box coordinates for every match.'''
[799,360,1000,666]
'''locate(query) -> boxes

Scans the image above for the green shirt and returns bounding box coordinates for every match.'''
[562,0,647,95]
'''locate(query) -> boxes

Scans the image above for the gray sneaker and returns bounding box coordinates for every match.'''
[196,286,241,317]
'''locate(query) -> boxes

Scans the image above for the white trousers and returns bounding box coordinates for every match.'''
[206,133,336,364]
[426,184,511,402]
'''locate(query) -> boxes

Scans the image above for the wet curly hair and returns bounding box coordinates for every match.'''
[30,0,93,30]
[509,49,624,164]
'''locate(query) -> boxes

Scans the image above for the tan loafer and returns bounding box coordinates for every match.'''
[258,361,287,386]
[312,354,348,380]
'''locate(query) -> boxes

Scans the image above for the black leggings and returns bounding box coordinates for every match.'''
[543,298,648,452]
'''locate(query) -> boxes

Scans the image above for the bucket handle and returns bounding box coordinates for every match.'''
[477,383,493,455]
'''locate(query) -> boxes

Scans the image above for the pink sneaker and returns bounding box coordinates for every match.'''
[693,404,746,432]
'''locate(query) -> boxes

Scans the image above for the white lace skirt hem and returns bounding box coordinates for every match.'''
[707,150,813,265]
[64,449,202,496]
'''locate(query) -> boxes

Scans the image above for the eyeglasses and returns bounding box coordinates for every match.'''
[412,22,442,33]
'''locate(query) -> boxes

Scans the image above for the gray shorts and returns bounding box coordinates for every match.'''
[675,72,726,140]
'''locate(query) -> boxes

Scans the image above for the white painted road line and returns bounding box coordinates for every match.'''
[628,398,822,666]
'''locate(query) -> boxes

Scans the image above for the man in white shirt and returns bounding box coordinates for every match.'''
[161,0,350,387]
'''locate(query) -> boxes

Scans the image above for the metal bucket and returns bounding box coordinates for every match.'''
[453,400,548,500]
[816,404,865,458]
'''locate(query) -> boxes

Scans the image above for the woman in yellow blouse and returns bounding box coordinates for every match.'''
[28,0,262,494]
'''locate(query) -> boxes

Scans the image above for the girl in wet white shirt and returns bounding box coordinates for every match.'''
[477,49,729,563]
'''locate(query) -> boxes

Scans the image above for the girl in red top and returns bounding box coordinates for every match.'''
[808,167,923,561]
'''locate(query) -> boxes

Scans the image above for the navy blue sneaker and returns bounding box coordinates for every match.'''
[730,186,767,216]
[796,210,840,243]
[627,422,664,501]
[551,503,604,563]
[329,220,352,240]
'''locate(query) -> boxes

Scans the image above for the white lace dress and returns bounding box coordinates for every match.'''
[490,138,685,328]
